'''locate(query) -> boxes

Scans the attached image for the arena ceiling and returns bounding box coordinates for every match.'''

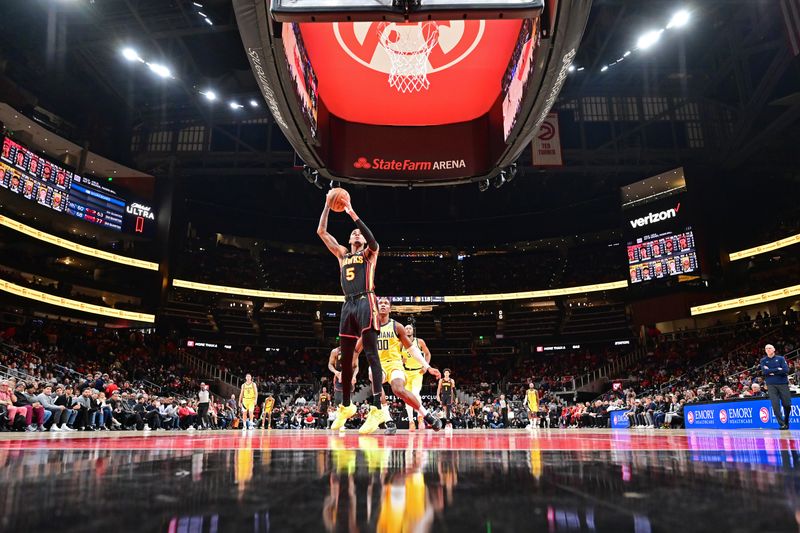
[0,0,797,240]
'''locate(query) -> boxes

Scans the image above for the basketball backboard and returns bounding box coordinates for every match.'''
[271,0,545,22]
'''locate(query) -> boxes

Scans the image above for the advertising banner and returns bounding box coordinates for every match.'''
[531,112,563,166]
[610,410,631,429]
[684,397,800,430]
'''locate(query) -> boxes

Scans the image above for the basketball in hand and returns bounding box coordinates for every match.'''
[326,188,350,213]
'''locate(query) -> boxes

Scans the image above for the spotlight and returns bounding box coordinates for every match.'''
[600,65,609,72]
[147,63,172,78]
[636,29,663,50]
[249,99,260,108]
[121,47,143,62]
[506,163,518,183]
[478,179,490,192]
[197,11,208,17]
[302,166,317,184]
[200,90,217,101]
[229,101,244,110]
[493,172,506,189]
[204,17,213,25]
[667,10,690,29]
[568,65,576,73]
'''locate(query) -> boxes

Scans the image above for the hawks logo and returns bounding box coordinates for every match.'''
[760,407,770,423]
[718,409,728,424]
[333,20,485,75]
[686,411,694,425]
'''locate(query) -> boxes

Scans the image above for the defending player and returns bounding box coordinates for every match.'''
[238,373,258,431]
[525,382,540,429]
[328,346,358,408]
[436,369,455,422]
[356,297,442,434]
[317,192,384,430]
[401,321,432,430]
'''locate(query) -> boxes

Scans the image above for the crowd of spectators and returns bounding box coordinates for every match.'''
[3,313,800,432]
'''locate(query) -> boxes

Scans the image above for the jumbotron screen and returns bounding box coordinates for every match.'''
[628,228,699,284]
[0,136,156,236]
[1,137,73,211]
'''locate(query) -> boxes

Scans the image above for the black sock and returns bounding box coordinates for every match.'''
[370,394,382,408]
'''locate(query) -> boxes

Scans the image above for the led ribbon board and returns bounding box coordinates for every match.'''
[173,278,628,303]
[691,284,800,316]
[729,233,800,261]
[0,279,155,323]
[0,215,159,271]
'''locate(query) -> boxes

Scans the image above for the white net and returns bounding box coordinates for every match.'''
[377,22,440,93]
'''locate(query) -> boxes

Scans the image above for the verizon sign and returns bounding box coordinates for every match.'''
[629,203,681,229]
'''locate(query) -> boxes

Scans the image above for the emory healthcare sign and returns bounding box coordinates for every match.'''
[683,397,800,429]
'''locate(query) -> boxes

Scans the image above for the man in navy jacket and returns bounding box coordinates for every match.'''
[761,344,792,430]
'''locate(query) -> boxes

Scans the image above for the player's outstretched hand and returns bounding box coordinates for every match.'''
[427,367,441,379]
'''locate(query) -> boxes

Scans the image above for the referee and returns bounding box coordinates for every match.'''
[761,344,792,430]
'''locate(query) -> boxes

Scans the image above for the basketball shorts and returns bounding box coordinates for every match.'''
[339,294,379,339]
[441,394,452,406]
[404,369,424,395]
[372,358,405,384]
[242,401,256,412]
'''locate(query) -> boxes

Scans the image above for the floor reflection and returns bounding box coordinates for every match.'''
[3,435,800,532]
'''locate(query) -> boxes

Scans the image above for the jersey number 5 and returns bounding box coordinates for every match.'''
[345,267,355,281]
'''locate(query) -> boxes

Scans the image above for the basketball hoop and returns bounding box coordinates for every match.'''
[377,22,440,93]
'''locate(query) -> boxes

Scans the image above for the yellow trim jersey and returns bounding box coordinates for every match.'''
[263,396,275,413]
[402,338,423,371]
[242,382,257,404]
[526,389,539,410]
[378,320,404,365]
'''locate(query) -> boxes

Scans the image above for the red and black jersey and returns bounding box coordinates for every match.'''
[340,249,376,297]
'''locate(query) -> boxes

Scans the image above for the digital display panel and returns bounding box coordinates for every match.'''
[0,136,156,236]
[627,228,699,284]
[283,22,319,137]
[1,137,73,212]
[502,17,539,140]
[67,176,125,232]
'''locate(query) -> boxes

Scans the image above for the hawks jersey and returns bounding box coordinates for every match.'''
[378,320,404,365]
[402,338,424,371]
[340,249,376,296]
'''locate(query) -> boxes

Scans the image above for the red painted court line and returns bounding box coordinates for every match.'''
[1,430,799,451]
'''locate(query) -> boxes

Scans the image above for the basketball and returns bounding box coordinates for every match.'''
[326,188,350,212]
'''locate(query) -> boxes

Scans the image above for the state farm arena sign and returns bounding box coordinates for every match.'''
[327,117,487,182]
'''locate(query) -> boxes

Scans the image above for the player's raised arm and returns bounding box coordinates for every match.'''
[317,203,348,260]
[396,322,439,378]
[343,202,379,257]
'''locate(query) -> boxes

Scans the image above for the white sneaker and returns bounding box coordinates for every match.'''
[50,425,62,432]
[525,424,532,430]
[63,425,76,432]
[143,425,152,431]
[187,425,196,431]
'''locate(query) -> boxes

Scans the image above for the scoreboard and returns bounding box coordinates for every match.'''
[0,136,156,236]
